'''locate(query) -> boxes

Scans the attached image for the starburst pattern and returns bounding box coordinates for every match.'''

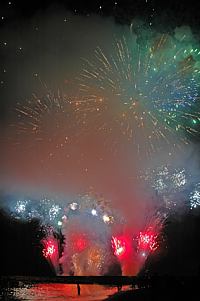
[77,33,200,156]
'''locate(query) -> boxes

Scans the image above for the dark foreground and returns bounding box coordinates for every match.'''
[105,275,200,301]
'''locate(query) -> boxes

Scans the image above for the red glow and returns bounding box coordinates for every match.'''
[71,234,88,252]
[137,228,158,252]
[42,240,57,258]
[76,237,87,252]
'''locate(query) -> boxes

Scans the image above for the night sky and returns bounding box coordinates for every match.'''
[1,0,200,277]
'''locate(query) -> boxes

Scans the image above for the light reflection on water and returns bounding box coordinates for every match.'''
[5,283,125,301]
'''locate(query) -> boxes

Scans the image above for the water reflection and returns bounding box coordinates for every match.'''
[2,283,123,301]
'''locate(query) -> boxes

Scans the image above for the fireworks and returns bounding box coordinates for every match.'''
[42,239,57,258]
[140,164,200,211]
[3,189,184,276]
[49,204,61,220]
[77,32,200,155]
[41,236,60,274]
[87,245,105,273]
[137,228,159,254]
[14,90,67,133]
[2,6,200,282]
[69,202,79,211]
[6,172,200,277]
[12,31,200,159]
[91,208,98,216]
[71,245,106,275]
[7,193,120,230]
[8,182,198,273]
[11,88,78,161]
[15,200,29,214]
[4,26,200,278]
[103,214,114,224]
[111,236,127,258]
[142,165,188,194]
[190,183,200,209]
[9,197,64,228]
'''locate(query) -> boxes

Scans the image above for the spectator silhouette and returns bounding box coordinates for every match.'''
[77,283,81,295]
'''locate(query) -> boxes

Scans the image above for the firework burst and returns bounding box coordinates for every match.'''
[190,183,200,209]
[136,228,159,256]
[77,32,200,156]
[10,85,77,160]
[111,236,127,258]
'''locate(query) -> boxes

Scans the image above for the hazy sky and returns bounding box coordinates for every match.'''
[0,5,200,227]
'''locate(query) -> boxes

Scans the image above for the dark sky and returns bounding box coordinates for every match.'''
[0,0,200,111]
[1,0,200,118]
[0,0,200,23]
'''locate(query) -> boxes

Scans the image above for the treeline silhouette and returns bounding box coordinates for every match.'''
[0,209,54,276]
[142,209,200,277]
